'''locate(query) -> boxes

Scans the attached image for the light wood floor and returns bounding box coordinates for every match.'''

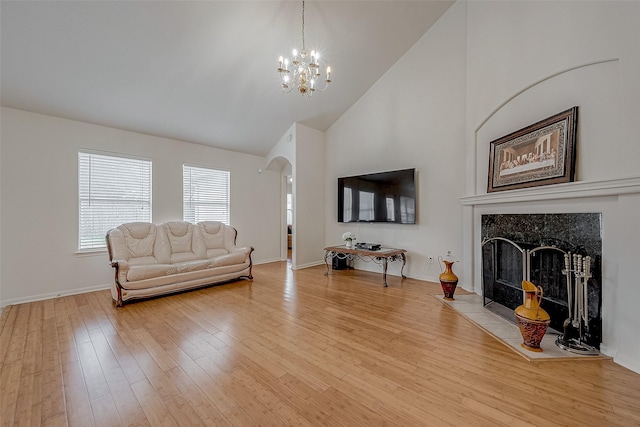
[2,262,640,426]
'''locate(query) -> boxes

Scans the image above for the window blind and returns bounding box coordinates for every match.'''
[183,165,230,224]
[78,152,152,250]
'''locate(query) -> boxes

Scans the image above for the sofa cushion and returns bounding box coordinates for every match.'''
[129,256,157,266]
[211,252,247,268]
[206,248,229,258]
[171,252,198,263]
[121,222,157,258]
[121,262,249,291]
[127,264,177,282]
[173,259,210,274]
[198,221,226,249]
[161,221,201,263]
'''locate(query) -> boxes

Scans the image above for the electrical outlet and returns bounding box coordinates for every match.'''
[447,250,452,257]
[427,256,434,264]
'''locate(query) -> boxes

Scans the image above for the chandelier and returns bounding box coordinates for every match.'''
[277,0,332,97]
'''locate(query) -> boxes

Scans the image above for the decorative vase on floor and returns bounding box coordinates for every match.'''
[515,280,551,352]
[439,259,458,300]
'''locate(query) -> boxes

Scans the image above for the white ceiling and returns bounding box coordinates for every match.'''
[1,1,453,156]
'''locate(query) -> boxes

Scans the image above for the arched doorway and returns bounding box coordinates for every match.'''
[265,155,294,265]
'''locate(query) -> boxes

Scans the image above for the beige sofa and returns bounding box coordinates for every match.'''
[106,221,253,307]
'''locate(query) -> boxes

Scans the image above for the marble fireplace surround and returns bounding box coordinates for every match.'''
[459,176,640,363]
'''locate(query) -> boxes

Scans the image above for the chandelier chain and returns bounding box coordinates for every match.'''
[301,0,305,51]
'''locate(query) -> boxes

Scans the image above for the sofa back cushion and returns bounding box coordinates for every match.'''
[159,221,204,263]
[197,221,233,258]
[105,222,162,265]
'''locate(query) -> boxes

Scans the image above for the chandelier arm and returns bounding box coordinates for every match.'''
[313,81,330,93]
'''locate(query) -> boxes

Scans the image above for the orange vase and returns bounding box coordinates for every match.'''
[439,260,458,300]
[515,281,551,352]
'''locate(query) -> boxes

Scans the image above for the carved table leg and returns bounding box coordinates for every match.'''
[382,257,389,287]
[324,251,331,276]
[400,253,407,279]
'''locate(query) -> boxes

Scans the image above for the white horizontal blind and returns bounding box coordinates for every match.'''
[78,152,152,250]
[183,165,230,224]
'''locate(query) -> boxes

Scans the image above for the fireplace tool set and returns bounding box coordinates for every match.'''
[555,253,600,355]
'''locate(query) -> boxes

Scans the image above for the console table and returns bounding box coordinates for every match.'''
[323,245,407,287]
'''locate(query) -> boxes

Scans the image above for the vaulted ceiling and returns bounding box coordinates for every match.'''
[1,1,453,156]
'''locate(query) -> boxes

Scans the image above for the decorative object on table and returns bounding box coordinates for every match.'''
[276,0,332,97]
[355,243,381,251]
[438,256,459,300]
[515,280,551,352]
[342,232,356,248]
[487,106,578,193]
[323,245,407,287]
[555,253,600,355]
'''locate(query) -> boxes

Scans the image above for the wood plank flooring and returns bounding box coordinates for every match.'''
[1,261,640,426]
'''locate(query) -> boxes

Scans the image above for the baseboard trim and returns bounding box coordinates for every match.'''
[253,258,283,265]
[0,284,111,308]
[292,260,325,270]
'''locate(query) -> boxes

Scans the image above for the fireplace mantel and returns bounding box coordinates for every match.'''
[459,176,640,206]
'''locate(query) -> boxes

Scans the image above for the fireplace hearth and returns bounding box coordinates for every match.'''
[481,213,602,348]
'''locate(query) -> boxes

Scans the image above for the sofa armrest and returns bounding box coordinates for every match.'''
[110,259,129,270]
[233,246,253,256]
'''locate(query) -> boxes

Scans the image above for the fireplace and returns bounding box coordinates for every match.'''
[481,213,602,348]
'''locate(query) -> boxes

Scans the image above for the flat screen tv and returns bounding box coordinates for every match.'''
[338,168,416,224]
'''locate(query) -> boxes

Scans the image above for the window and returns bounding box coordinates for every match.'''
[286,193,293,226]
[78,151,152,250]
[183,165,230,224]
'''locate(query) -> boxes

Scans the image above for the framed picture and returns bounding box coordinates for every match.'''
[487,106,578,193]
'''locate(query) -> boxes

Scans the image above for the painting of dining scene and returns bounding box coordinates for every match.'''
[488,107,578,192]
[499,129,559,177]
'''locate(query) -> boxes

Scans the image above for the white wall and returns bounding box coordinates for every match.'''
[325,2,468,283]
[463,1,640,373]
[294,123,325,269]
[0,110,2,311]
[467,1,640,192]
[0,107,281,306]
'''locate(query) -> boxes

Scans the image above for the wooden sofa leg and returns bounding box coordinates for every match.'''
[112,266,124,307]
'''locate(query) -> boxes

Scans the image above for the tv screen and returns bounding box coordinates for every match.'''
[338,168,416,224]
